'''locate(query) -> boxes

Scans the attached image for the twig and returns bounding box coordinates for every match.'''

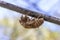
[0,1,60,25]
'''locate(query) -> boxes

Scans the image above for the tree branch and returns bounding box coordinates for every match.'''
[0,1,60,25]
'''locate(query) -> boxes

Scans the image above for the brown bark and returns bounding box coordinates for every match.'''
[0,1,60,25]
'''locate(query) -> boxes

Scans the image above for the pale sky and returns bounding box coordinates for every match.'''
[0,0,60,32]
[0,0,60,40]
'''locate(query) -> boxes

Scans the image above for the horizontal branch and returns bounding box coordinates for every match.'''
[0,1,60,25]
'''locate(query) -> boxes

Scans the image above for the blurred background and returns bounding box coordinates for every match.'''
[0,0,60,40]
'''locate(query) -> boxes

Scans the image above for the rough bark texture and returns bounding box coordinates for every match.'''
[0,1,60,25]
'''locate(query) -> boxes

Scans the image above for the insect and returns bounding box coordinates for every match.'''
[19,15,44,28]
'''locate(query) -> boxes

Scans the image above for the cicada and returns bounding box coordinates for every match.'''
[19,15,44,28]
